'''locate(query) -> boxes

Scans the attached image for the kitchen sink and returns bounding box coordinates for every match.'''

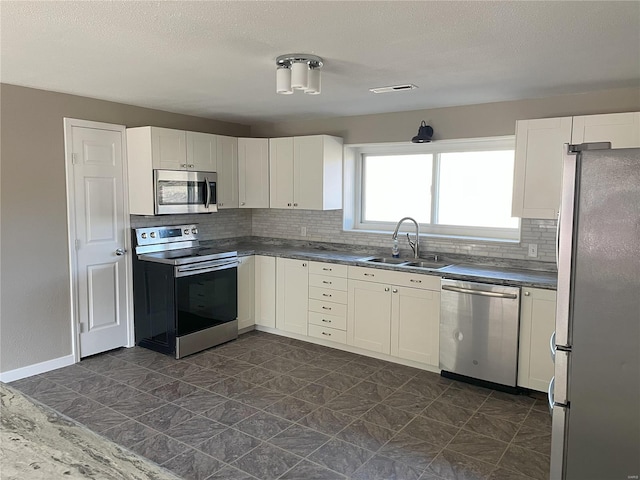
[360,257,410,265]
[359,256,452,271]
[403,260,451,270]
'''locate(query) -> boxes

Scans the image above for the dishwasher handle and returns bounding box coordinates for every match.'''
[442,284,518,299]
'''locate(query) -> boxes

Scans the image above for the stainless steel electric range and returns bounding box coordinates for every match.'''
[132,224,238,358]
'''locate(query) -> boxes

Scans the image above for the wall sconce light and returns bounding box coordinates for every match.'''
[411,121,434,143]
[276,54,323,95]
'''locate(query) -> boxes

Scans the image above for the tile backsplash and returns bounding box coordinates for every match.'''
[131,209,556,263]
[250,209,557,263]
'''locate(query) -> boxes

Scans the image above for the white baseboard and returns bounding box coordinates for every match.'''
[0,354,76,383]
[254,325,440,374]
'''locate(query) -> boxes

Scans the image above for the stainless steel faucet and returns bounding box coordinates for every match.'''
[392,217,420,258]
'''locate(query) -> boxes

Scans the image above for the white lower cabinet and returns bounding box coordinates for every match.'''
[254,255,276,328]
[347,279,392,354]
[518,287,557,392]
[391,286,440,366]
[237,256,255,330]
[276,258,308,335]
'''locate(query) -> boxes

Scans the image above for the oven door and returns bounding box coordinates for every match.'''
[154,170,217,214]
[175,261,237,337]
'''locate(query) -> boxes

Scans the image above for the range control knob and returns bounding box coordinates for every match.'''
[191,228,197,234]
[141,233,147,239]
[150,232,156,238]
[184,229,189,235]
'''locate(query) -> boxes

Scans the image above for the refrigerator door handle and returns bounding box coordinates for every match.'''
[549,331,556,362]
[554,349,570,406]
[556,145,578,348]
[547,376,555,414]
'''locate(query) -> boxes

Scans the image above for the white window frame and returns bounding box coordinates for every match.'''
[344,136,520,242]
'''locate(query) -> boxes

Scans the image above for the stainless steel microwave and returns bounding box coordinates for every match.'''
[154,170,217,214]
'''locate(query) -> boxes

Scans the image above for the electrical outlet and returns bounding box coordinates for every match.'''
[301,226,307,237]
[528,243,538,257]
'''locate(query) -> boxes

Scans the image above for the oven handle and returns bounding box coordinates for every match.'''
[175,259,238,277]
[204,178,211,209]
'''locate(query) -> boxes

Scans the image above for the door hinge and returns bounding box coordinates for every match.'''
[75,239,81,250]
[72,153,78,164]
[78,323,85,333]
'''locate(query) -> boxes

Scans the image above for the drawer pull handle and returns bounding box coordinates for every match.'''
[322,293,332,297]
[322,268,332,271]
[322,281,332,284]
[364,273,375,277]
[410,279,422,283]
[322,319,332,323]
[322,306,332,310]
[322,332,332,336]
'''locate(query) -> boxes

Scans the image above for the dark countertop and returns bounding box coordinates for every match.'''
[203,237,557,290]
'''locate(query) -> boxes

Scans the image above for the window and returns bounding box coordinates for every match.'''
[351,137,519,241]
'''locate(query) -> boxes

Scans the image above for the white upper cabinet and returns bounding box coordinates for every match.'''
[571,112,640,147]
[238,138,269,208]
[269,135,343,210]
[150,127,187,170]
[186,131,217,172]
[512,112,640,219]
[216,135,239,209]
[512,117,572,219]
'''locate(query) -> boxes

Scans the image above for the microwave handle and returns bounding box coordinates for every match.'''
[204,178,211,209]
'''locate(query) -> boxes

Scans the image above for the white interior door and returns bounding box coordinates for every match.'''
[67,121,131,358]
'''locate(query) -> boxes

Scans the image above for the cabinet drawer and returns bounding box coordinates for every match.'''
[309,274,347,291]
[309,262,348,278]
[348,265,393,283]
[308,311,347,331]
[309,286,348,304]
[308,298,347,318]
[308,323,347,344]
[386,271,440,291]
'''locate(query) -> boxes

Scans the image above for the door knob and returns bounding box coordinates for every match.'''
[115,248,127,256]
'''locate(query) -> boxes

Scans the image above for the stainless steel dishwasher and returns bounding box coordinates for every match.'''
[439,279,521,388]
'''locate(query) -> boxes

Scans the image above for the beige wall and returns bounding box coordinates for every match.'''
[0,84,250,374]
[251,87,640,142]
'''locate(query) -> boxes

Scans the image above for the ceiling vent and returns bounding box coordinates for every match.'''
[369,84,418,94]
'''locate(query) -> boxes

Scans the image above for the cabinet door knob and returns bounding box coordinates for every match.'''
[392,288,398,293]
[181,164,187,168]
[302,263,307,267]
[188,164,194,168]
[524,291,530,296]
[287,203,292,207]
[293,203,298,207]
[241,202,245,206]
[219,203,223,206]
[384,287,390,292]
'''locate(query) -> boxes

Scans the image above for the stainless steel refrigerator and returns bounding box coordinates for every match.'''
[550,143,639,479]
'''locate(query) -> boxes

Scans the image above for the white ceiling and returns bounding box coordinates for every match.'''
[1,1,639,125]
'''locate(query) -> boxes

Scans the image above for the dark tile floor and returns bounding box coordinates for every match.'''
[10,331,551,480]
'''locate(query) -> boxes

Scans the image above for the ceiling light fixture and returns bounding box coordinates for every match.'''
[276,54,323,95]
[411,121,434,143]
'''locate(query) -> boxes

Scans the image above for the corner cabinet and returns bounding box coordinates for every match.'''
[512,112,640,219]
[216,135,239,209]
[238,138,269,208]
[275,258,309,335]
[517,287,557,392]
[269,135,343,210]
